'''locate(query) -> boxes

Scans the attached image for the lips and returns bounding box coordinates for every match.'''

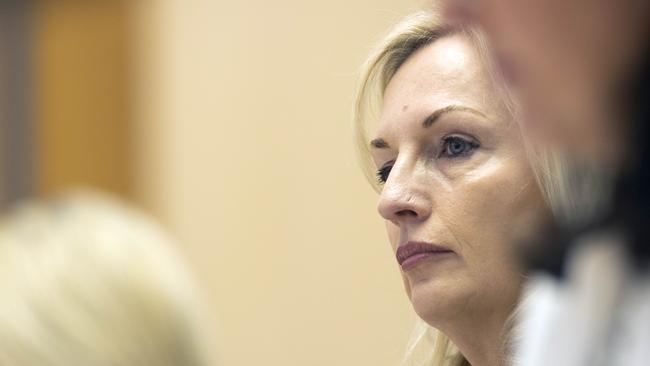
[396,241,454,271]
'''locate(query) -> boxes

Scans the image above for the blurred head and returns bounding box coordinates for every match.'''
[443,0,650,163]
[0,191,214,366]
[355,11,550,365]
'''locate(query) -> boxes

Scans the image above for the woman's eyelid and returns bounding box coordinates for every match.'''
[429,114,487,145]
[442,132,480,145]
[371,149,392,169]
[380,159,396,169]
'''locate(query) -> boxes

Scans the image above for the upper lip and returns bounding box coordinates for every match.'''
[396,241,453,265]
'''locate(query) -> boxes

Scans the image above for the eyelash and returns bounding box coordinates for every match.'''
[376,163,393,184]
[375,136,480,184]
[440,136,480,158]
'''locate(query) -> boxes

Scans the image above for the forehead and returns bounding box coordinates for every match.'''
[377,34,499,133]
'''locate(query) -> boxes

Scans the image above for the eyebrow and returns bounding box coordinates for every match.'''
[369,105,488,149]
[369,138,389,149]
[422,105,487,128]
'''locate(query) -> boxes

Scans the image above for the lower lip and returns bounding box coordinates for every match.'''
[400,251,453,271]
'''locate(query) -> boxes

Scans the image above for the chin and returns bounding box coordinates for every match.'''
[407,275,473,328]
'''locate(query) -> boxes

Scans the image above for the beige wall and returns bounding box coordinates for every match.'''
[133,1,424,365]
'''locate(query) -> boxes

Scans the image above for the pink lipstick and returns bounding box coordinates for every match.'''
[396,241,454,271]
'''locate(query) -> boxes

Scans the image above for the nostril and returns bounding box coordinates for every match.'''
[396,209,418,217]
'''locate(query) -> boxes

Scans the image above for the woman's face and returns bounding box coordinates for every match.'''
[370,34,548,329]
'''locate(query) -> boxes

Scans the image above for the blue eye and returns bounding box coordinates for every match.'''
[440,136,479,158]
[376,163,393,184]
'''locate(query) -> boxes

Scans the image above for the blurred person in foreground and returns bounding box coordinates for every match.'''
[444,0,650,165]
[440,1,650,365]
[0,190,215,366]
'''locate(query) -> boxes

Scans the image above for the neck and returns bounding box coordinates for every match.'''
[439,291,519,366]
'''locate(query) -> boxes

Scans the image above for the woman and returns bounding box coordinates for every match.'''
[354,11,584,366]
[0,190,215,366]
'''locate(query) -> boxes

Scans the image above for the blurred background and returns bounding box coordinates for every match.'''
[0,1,426,365]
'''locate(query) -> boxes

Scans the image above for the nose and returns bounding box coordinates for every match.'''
[377,162,432,226]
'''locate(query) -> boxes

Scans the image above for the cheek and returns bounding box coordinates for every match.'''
[439,157,545,260]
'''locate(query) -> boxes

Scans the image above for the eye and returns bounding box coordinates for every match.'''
[376,162,394,184]
[440,136,479,158]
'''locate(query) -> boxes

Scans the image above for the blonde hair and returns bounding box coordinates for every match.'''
[353,9,611,366]
[0,190,215,366]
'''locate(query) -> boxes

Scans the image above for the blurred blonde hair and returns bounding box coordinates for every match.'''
[0,190,215,366]
[353,8,611,366]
